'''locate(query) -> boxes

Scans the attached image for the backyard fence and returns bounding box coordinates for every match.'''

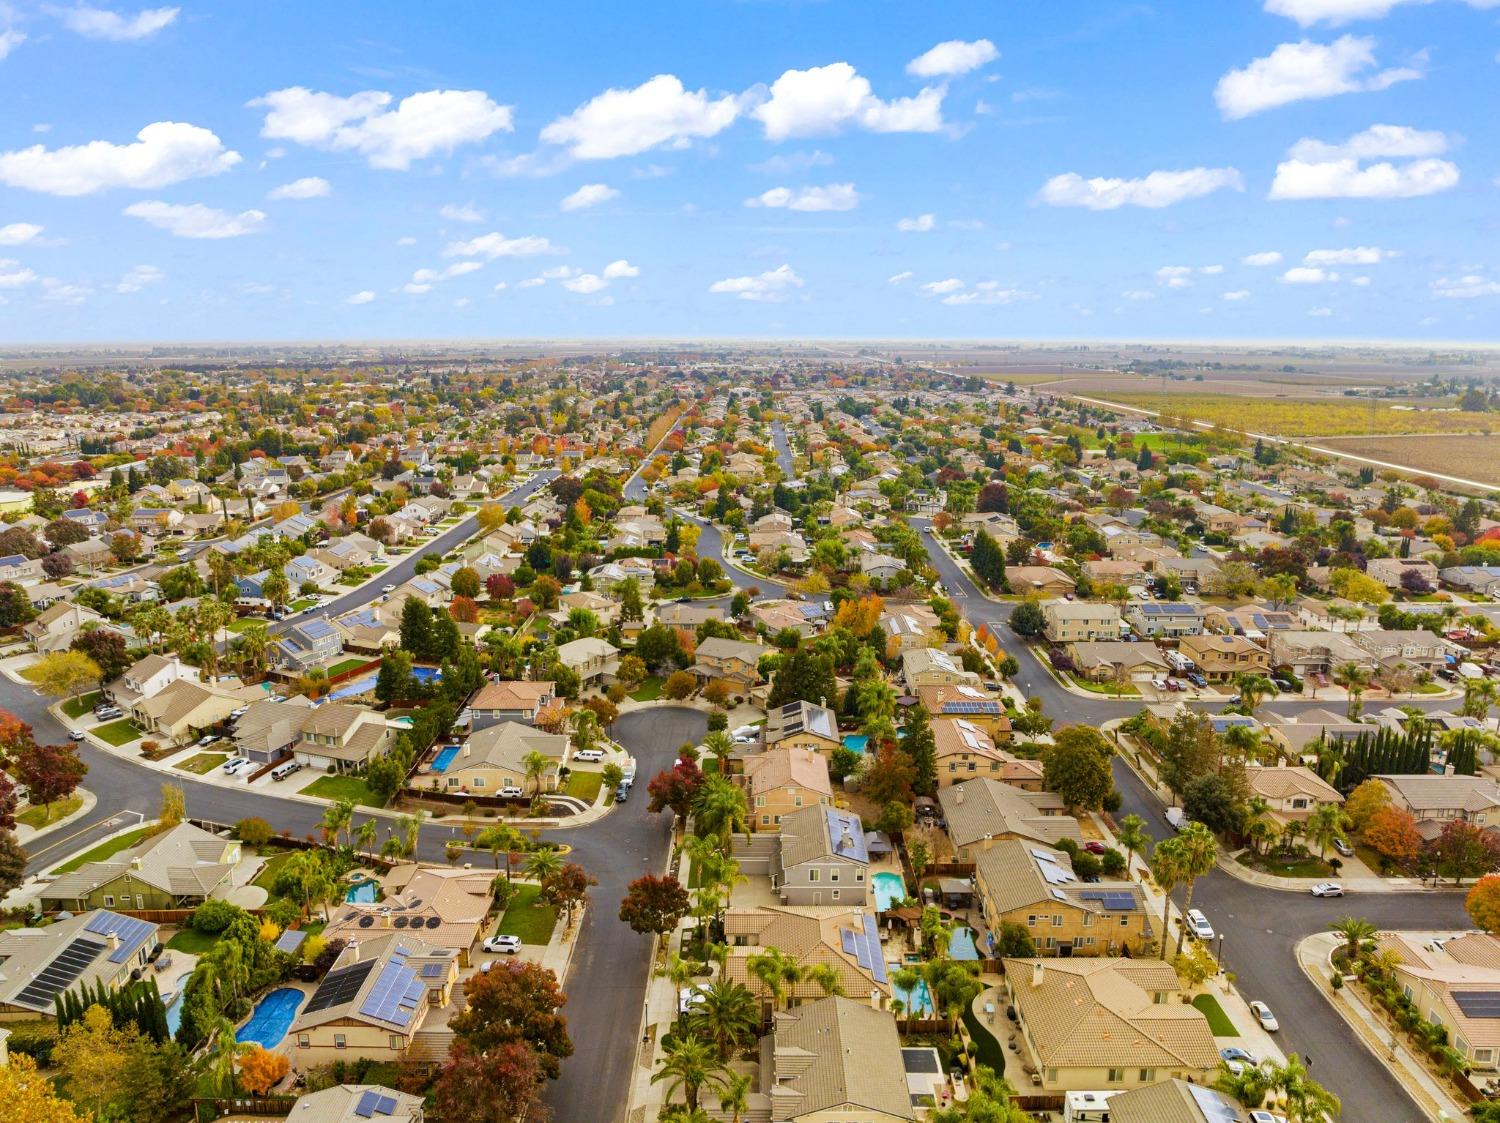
[193,1095,298,1120]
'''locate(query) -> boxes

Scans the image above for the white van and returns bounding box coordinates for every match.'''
[573,749,604,763]
[1164,806,1187,832]
[270,760,301,781]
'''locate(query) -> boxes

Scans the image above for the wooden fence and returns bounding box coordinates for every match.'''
[193,1095,297,1121]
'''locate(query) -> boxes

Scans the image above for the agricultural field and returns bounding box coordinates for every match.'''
[1315,434,1500,487]
[1088,392,1499,438]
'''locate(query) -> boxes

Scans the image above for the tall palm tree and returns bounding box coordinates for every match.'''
[693,779,749,846]
[1172,822,1219,959]
[205,1017,250,1097]
[320,798,356,850]
[919,905,954,961]
[717,1071,752,1123]
[1305,802,1349,861]
[807,964,844,997]
[1335,661,1369,721]
[397,811,423,858]
[650,1037,728,1114]
[1151,838,1185,961]
[524,846,563,882]
[655,952,697,990]
[684,979,760,1060]
[1463,678,1497,721]
[1330,916,1378,961]
[354,818,378,858]
[702,730,734,772]
[569,708,600,754]
[747,947,805,1011]
[1115,813,1148,876]
[1234,673,1276,719]
[522,749,550,796]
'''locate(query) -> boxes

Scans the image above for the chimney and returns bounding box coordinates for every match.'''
[1031,961,1045,989]
[130,857,144,871]
[107,933,120,951]
[956,786,965,805]
[463,744,471,757]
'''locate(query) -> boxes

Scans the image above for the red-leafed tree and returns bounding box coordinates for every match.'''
[619,874,690,936]
[432,1040,547,1123]
[1432,819,1500,885]
[647,751,704,827]
[0,709,36,762]
[540,862,596,926]
[486,573,516,601]
[447,959,572,1079]
[13,742,87,818]
[1363,805,1421,866]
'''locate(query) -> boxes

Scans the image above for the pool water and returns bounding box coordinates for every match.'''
[239,987,304,1048]
[949,926,980,960]
[872,872,908,912]
[889,965,935,1017]
[346,879,377,903]
[432,745,460,772]
[164,972,192,1037]
[411,666,441,683]
[842,734,869,754]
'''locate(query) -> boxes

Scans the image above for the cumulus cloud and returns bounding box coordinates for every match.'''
[708,263,803,301]
[59,5,178,40]
[1304,245,1389,264]
[920,278,965,294]
[1156,265,1194,288]
[345,290,375,304]
[1223,290,1252,300]
[907,39,999,78]
[1270,124,1459,199]
[1242,251,1284,266]
[41,278,90,304]
[443,231,561,259]
[1431,275,1500,298]
[403,282,431,294]
[0,121,239,195]
[0,260,38,288]
[0,29,26,59]
[752,62,944,140]
[1214,36,1422,119]
[602,259,638,279]
[1039,167,1243,209]
[562,273,608,294]
[560,183,619,211]
[411,261,484,285]
[439,202,485,222]
[1282,265,1340,283]
[541,74,740,159]
[941,282,1034,306]
[115,263,163,292]
[745,183,859,211]
[268,175,330,200]
[250,86,513,169]
[1121,289,1156,300]
[1265,0,1500,26]
[123,200,266,238]
[897,213,936,232]
[0,223,42,245]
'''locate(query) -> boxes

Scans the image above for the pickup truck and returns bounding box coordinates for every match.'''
[1165,807,1187,831]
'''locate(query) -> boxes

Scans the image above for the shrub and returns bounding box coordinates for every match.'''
[190,898,241,933]
[236,817,274,847]
[5,1019,57,1066]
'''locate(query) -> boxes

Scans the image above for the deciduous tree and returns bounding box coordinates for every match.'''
[619,874,690,935]
[448,959,573,1078]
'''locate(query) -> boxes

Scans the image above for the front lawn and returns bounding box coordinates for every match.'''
[166,928,222,954]
[629,677,664,701]
[1192,993,1239,1036]
[62,692,101,719]
[226,617,266,634]
[1068,675,1139,696]
[300,774,385,808]
[52,825,154,874]
[93,718,142,746]
[18,795,82,828]
[1236,852,1334,878]
[563,771,603,804]
[174,752,229,775]
[494,883,558,945]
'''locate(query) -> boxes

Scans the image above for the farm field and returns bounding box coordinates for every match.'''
[1085,392,1497,437]
[1316,434,1500,487]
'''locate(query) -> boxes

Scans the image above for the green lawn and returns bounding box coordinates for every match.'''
[1237,852,1333,878]
[174,752,229,775]
[62,692,101,719]
[494,883,558,945]
[564,771,603,803]
[52,825,154,874]
[1192,993,1239,1036]
[252,850,298,894]
[93,718,142,746]
[300,774,386,808]
[18,664,46,683]
[289,597,317,613]
[166,928,222,954]
[226,617,266,634]
[327,658,368,677]
[18,795,82,828]
[629,676,664,701]
[961,1002,1006,1074]
[1068,675,1140,696]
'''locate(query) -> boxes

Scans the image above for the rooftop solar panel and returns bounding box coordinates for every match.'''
[13,936,107,1010]
[82,911,154,964]
[304,958,375,1013]
[902,1047,942,1073]
[1453,991,1500,1019]
[1187,1083,1242,1123]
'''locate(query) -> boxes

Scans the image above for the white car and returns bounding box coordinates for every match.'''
[1250,1000,1279,1032]
[572,749,605,763]
[381,583,396,593]
[222,757,253,775]
[68,729,85,742]
[1249,1112,1289,1123]
[482,934,522,954]
[1185,908,1215,941]
[1309,882,1344,897]
[499,785,524,798]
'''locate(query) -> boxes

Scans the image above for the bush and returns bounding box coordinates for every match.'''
[236,817,274,847]
[190,898,241,934]
[5,1019,56,1066]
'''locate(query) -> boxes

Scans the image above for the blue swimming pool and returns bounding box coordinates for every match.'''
[432,745,460,772]
[411,666,441,683]
[949,926,980,960]
[889,965,935,1017]
[164,972,192,1037]
[346,879,377,903]
[872,871,908,912]
[239,987,304,1048]
[842,734,869,754]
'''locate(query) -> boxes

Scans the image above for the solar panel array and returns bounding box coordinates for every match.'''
[901,1047,941,1074]
[1452,991,1500,1018]
[304,958,375,1013]
[1187,1083,1242,1123]
[837,914,888,986]
[357,945,423,1027]
[274,929,308,954]
[1079,890,1139,912]
[82,911,154,964]
[354,1090,399,1118]
[14,937,106,1010]
[938,700,1000,714]
[1030,849,1073,886]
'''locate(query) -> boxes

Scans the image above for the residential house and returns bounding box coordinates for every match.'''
[23,602,105,653]
[1373,932,1500,1073]
[466,680,558,731]
[999,957,1219,1091]
[915,684,1011,740]
[1441,567,1500,597]
[1375,774,1500,839]
[879,603,942,653]
[294,704,399,774]
[1124,602,1205,639]
[858,552,906,583]
[691,637,771,694]
[1105,1081,1247,1123]
[232,696,317,764]
[1006,566,1077,598]
[723,907,893,1011]
[1244,765,1344,827]
[275,616,345,672]
[104,653,201,710]
[749,598,824,638]
[130,507,183,536]
[975,840,1151,957]
[1177,634,1270,681]
[439,721,567,795]
[742,748,833,830]
[761,806,869,907]
[901,647,980,689]
[0,910,159,1021]
[322,866,494,967]
[1268,630,1374,681]
[1068,641,1170,684]
[938,780,1081,858]
[38,822,246,913]
[64,537,114,573]
[131,679,257,745]
[554,637,619,685]
[1041,602,1121,644]
[932,718,1039,788]
[287,1086,424,1123]
[1367,557,1440,591]
[763,700,841,755]
[0,554,42,585]
[1352,629,1454,675]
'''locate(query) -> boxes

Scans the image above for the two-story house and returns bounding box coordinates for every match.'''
[105,653,201,710]
[294,704,399,774]
[1124,602,1206,639]
[275,616,345,672]
[38,822,245,913]
[1176,633,1270,681]
[1375,774,1500,838]
[742,748,833,830]
[0,911,159,1021]
[466,680,557,731]
[438,721,567,795]
[1041,602,1121,644]
[772,806,869,907]
[554,637,619,686]
[690,637,772,694]
[932,718,1040,788]
[763,700,841,756]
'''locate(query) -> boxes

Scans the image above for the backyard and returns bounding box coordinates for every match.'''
[300,773,385,808]
[494,883,558,945]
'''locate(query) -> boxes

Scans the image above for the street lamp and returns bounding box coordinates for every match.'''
[1216,934,1226,975]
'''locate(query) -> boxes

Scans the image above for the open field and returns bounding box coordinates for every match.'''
[1314,434,1500,487]
[1080,391,1498,437]
[1037,373,1383,399]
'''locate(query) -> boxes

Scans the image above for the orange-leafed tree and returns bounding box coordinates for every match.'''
[238,1046,290,1095]
[832,594,884,640]
[1363,805,1421,866]
[1467,875,1500,935]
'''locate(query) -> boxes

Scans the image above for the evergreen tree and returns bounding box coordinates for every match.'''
[400,598,434,660]
[971,531,1007,592]
[900,703,938,796]
[768,647,837,710]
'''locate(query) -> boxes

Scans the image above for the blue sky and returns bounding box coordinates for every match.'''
[0,0,1496,343]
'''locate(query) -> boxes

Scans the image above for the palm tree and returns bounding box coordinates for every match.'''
[1305,802,1349,861]
[396,811,423,858]
[747,947,805,1011]
[1234,673,1276,718]
[522,749,550,796]
[919,905,954,961]
[684,979,760,1060]
[205,1018,250,1097]
[320,798,355,850]
[354,818,378,858]
[693,779,749,846]
[1335,661,1369,721]
[1151,838,1185,961]
[1172,822,1218,959]
[807,963,844,997]
[702,730,734,772]
[1269,1054,1341,1123]
[1463,677,1497,721]
[650,1037,728,1114]
[1331,916,1377,961]
[1116,813,1148,876]
[524,846,563,882]
[476,825,523,879]
[655,952,698,990]
[717,1071,752,1123]
[569,708,600,754]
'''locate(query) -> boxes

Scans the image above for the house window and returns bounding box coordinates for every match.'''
[1139,1068,1155,1082]
[1052,915,1063,926]
[855,870,864,882]
[104,895,114,907]
[761,814,770,825]
[298,1034,309,1047]
[1046,1069,1057,1084]
[831,890,840,901]
[390,1035,403,1051]
[1107,1068,1125,1083]
[794,795,802,807]
[136,896,144,909]
[830,872,839,882]
[756,796,765,808]
[807,869,819,882]
[472,778,485,788]
[1027,914,1037,927]
[334,1034,346,1049]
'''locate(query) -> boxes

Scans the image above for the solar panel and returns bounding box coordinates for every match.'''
[1187,1083,1242,1123]
[304,958,375,1013]
[1080,891,1139,912]
[421,962,445,977]
[425,917,441,930]
[13,936,106,1010]
[359,956,420,1026]
[274,929,308,954]
[1453,991,1500,1018]
[82,912,154,964]
[353,1089,399,1118]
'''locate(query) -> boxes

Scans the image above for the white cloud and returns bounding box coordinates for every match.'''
[1265,0,1500,26]
[439,202,485,222]
[59,5,178,40]
[250,86,513,170]
[1308,306,1334,316]
[888,271,913,284]
[395,235,417,246]
[560,183,619,211]
[896,213,936,232]
[0,223,42,245]
[411,261,483,285]
[1431,275,1500,298]
[562,273,608,294]
[942,283,1033,306]
[403,282,431,294]
[602,259,638,279]
[345,290,375,304]
[1039,167,1243,209]
[115,263,163,292]
[492,281,507,292]
[1223,290,1252,300]
[1201,264,1225,275]
[1304,245,1389,264]
[708,263,803,301]
[1121,289,1156,300]
[1351,275,1372,285]
[0,121,239,196]
[443,231,561,259]
[0,260,37,288]
[1214,35,1421,119]
[0,29,25,59]
[540,266,576,280]
[1156,265,1194,288]
[123,200,265,238]
[752,62,944,140]
[1242,251,1284,266]
[921,278,964,294]
[749,150,835,175]
[907,39,999,78]
[41,278,90,304]
[745,183,859,211]
[541,74,740,159]
[268,175,330,200]
[453,297,470,308]
[1288,122,1449,162]
[517,277,546,288]
[1270,124,1459,199]
[1282,266,1340,283]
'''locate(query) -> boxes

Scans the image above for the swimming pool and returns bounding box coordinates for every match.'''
[432,745,460,772]
[872,871,908,912]
[889,965,935,1017]
[346,879,377,903]
[164,972,192,1037]
[949,926,980,960]
[239,987,304,1048]
[411,666,441,683]
[842,734,869,754]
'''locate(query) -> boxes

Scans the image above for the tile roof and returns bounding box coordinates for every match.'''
[763,996,915,1120]
[937,779,1077,848]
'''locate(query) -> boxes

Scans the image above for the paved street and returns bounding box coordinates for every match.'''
[770,419,794,475]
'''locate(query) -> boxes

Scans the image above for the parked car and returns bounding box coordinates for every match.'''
[1185,908,1215,941]
[1250,1000,1279,1032]
[498,785,525,798]
[270,760,301,781]
[381,583,396,593]
[1309,882,1344,897]
[482,934,522,954]
[197,733,219,747]
[615,783,630,804]
[1164,807,1187,831]
[1248,1112,1289,1123]
[222,757,253,775]
[94,706,122,720]
[1083,841,1108,855]
[572,749,605,763]
[68,730,85,742]
[1332,838,1354,857]
[1220,1047,1257,1066]
[1186,673,1207,688]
